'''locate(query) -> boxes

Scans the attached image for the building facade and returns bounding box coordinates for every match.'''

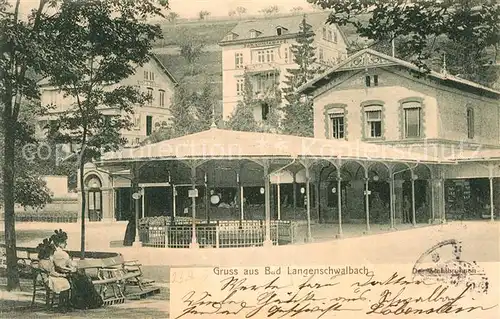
[299,48,500,222]
[36,55,177,148]
[219,12,348,121]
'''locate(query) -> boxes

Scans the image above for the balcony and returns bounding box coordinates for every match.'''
[245,62,280,74]
[251,86,282,104]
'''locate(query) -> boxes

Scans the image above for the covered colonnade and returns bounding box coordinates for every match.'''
[94,128,453,248]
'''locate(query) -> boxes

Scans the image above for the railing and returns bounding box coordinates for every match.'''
[0,211,78,223]
[138,218,303,248]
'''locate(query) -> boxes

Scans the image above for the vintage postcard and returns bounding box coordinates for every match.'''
[0,0,499,318]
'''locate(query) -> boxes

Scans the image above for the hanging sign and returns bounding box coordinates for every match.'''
[244,39,286,48]
[188,189,199,198]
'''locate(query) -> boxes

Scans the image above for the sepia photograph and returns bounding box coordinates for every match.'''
[0,0,499,318]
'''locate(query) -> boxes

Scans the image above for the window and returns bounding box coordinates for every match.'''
[262,103,270,120]
[226,33,233,41]
[159,90,165,107]
[333,31,338,43]
[365,75,379,87]
[104,115,112,126]
[255,72,277,92]
[144,71,154,81]
[146,116,153,136]
[235,52,243,69]
[135,137,141,145]
[330,113,345,139]
[318,48,324,62]
[236,79,244,96]
[266,49,274,62]
[403,102,422,138]
[257,50,265,63]
[467,107,474,139]
[284,47,289,63]
[147,88,153,105]
[327,30,333,42]
[322,27,327,40]
[250,30,260,38]
[277,27,282,36]
[366,110,382,138]
[133,114,141,129]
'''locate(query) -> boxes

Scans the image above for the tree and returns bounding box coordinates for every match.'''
[225,72,281,133]
[259,5,280,15]
[178,32,206,76]
[225,73,259,132]
[0,107,52,210]
[281,16,322,137]
[144,77,217,144]
[228,10,236,17]
[191,79,217,131]
[0,0,60,291]
[290,6,304,13]
[198,10,211,20]
[236,6,247,18]
[43,0,167,260]
[166,11,179,23]
[167,82,200,138]
[308,0,499,87]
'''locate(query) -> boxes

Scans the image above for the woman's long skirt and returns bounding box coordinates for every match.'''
[68,272,104,309]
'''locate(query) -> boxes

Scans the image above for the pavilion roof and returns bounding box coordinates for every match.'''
[98,128,453,165]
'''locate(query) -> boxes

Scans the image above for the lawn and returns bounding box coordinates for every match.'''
[156,21,238,47]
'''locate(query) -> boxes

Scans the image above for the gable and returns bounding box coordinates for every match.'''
[336,51,398,71]
[121,57,176,91]
[300,49,500,99]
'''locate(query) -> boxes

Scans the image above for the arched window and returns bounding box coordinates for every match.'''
[85,175,102,222]
[466,107,475,139]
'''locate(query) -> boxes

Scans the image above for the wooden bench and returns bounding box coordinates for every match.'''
[1,245,159,304]
[77,254,157,302]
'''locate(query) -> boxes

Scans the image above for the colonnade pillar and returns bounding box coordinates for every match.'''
[337,172,343,237]
[263,161,272,246]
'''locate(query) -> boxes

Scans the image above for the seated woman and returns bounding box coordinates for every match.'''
[36,238,71,312]
[50,229,104,310]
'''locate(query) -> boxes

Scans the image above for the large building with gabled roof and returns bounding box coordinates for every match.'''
[298,48,500,222]
[218,12,348,121]
[36,54,177,148]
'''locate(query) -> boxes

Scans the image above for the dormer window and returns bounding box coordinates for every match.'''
[250,29,261,38]
[226,32,238,41]
[276,26,288,36]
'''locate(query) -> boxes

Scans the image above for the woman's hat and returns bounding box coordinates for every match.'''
[50,229,68,244]
[36,238,55,259]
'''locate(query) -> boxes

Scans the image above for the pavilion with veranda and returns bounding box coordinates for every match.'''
[87,127,454,248]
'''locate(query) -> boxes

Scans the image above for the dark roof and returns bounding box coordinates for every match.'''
[38,53,177,87]
[221,12,330,42]
[150,54,177,85]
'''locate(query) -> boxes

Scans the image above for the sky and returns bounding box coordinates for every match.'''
[14,0,316,19]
